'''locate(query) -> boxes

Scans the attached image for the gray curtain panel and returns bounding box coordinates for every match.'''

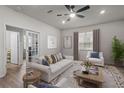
[73,32,79,60]
[93,29,100,52]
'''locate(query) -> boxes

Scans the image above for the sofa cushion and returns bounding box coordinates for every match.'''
[88,58,102,63]
[50,59,72,73]
[90,52,99,58]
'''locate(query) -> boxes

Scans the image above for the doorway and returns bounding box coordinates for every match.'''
[6,31,19,64]
[6,25,25,72]
[5,25,26,87]
[5,24,40,73]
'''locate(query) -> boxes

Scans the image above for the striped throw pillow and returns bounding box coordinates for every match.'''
[51,54,56,63]
[54,54,58,62]
[56,53,61,61]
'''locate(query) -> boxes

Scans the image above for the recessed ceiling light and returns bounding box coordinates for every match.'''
[62,20,65,24]
[69,13,76,18]
[100,10,106,15]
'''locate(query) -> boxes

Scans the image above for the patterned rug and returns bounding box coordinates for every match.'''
[51,62,124,88]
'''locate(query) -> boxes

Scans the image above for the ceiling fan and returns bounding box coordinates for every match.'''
[57,5,90,23]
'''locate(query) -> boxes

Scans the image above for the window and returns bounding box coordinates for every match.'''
[79,31,93,50]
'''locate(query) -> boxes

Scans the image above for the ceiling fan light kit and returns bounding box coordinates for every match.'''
[58,5,90,24]
[100,10,106,14]
[62,20,66,24]
[64,5,90,23]
[69,13,76,18]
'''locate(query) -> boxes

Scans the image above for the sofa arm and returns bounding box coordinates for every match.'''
[28,85,36,88]
[100,56,104,64]
[27,62,51,74]
[86,51,91,58]
[99,53,104,61]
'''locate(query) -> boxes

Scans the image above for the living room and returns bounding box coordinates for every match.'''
[0,5,124,88]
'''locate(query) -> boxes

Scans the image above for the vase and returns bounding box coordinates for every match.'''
[85,67,90,74]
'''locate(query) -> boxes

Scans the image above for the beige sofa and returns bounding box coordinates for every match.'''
[27,56,73,83]
[28,78,67,88]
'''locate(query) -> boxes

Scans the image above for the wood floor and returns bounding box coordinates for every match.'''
[0,63,26,88]
[0,62,123,88]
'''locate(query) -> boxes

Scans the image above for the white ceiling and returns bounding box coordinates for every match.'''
[7,5,124,30]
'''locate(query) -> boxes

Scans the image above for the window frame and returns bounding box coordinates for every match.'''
[78,31,93,51]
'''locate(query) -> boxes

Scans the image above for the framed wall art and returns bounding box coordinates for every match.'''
[48,35,57,49]
[63,36,72,49]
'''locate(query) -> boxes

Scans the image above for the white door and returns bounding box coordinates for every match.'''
[10,32,19,64]
[26,31,39,62]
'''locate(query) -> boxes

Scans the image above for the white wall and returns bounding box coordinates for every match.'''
[0,18,6,78]
[6,31,11,49]
[62,20,124,65]
[0,6,61,78]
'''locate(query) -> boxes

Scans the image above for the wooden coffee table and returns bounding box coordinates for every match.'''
[74,67,104,87]
[23,69,41,88]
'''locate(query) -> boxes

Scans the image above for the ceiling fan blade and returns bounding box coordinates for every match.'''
[76,14,85,18]
[76,5,90,13]
[71,5,75,9]
[57,14,62,16]
[47,10,53,13]
[65,5,71,11]
[64,14,69,16]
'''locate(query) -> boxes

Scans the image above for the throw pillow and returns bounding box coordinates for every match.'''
[59,53,63,59]
[56,54,61,61]
[51,54,56,63]
[61,53,66,59]
[44,55,53,64]
[42,59,49,66]
[33,82,58,88]
[54,54,58,62]
[62,55,66,59]
[90,52,99,58]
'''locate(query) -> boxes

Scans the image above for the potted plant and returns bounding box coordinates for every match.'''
[81,60,93,74]
[112,36,124,66]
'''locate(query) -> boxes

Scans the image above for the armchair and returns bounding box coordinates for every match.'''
[86,51,104,67]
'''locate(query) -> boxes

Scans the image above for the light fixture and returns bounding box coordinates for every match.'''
[62,20,65,24]
[69,13,76,18]
[100,10,106,15]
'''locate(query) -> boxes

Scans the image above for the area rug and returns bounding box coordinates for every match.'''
[51,62,124,88]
